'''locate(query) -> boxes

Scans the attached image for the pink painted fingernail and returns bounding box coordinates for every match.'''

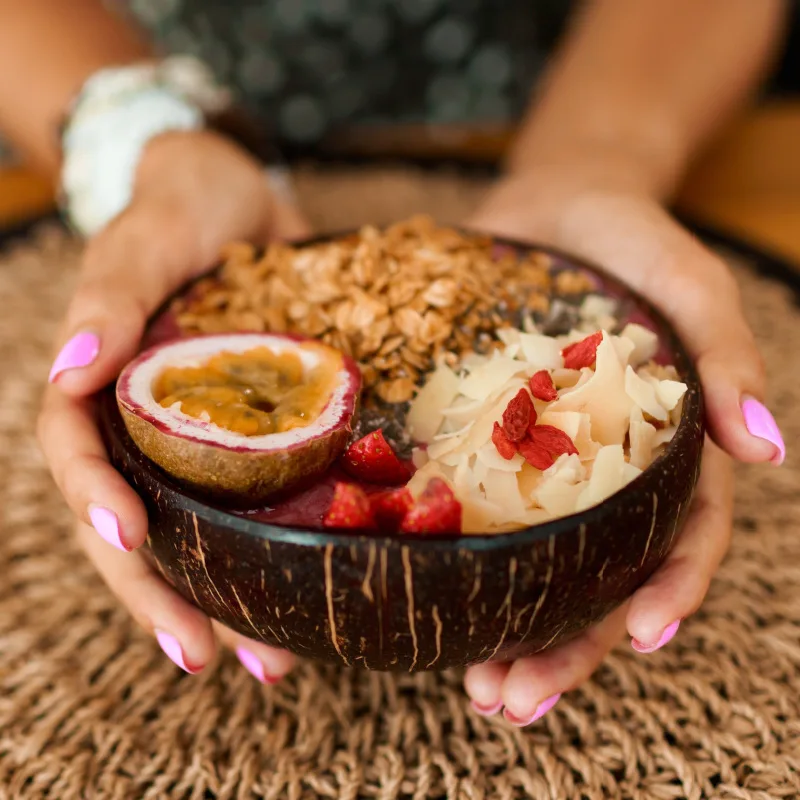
[88,506,129,552]
[155,629,202,674]
[48,332,101,382]
[742,396,785,465]
[631,619,680,654]
[235,647,280,685]
[470,699,503,717]
[503,693,561,727]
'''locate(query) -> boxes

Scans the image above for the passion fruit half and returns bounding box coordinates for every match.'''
[116,333,361,502]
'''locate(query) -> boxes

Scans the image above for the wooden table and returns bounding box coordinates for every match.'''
[2,100,799,264]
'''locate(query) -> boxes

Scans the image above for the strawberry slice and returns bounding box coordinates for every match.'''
[324,483,376,529]
[341,429,410,484]
[370,487,414,531]
[529,370,558,402]
[561,331,603,370]
[400,478,462,534]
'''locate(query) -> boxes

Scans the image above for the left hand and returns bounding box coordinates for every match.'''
[461,163,785,725]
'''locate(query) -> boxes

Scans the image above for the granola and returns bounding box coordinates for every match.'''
[172,216,592,405]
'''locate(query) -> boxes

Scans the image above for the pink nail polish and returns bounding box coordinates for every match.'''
[470,699,503,717]
[742,397,785,465]
[88,506,130,552]
[503,693,561,727]
[235,647,280,685]
[49,332,100,382]
[155,629,202,674]
[631,619,680,654]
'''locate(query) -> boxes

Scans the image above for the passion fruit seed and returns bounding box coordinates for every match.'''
[153,346,333,437]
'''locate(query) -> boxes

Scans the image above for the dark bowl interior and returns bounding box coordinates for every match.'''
[99,232,704,672]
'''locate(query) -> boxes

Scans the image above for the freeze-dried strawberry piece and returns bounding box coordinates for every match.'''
[529,370,558,402]
[341,429,410,484]
[518,425,579,471]
[502,388,535,442]
[492,421,518,460]
[324,483,376,529]
[562,331,603,370]
[400,478,462,534]
[370,487,414,531]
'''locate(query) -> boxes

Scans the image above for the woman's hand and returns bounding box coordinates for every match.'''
[461,162,785,724]
[38,129,309,681]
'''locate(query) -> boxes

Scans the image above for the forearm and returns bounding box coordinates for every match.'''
[0,0,151,174]
[509,0,788,200]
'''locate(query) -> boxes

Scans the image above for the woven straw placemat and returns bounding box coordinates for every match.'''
[1,168,798,800]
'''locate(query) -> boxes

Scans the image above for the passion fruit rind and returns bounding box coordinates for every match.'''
[116,333,361,502]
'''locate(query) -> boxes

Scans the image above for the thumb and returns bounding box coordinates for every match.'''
[49,206,203,395]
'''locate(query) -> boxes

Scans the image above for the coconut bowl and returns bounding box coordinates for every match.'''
[98,232,703,672]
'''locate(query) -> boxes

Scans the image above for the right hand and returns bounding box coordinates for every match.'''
[38,129,310,680]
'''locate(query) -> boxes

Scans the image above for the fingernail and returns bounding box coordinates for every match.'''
[470,699,503,717]
[742,396,785,466]
[503,693,561,727]
[235,647,280,685]
[49,331,100,382]
[631,619,680,654]
[155,629,202,674]
[88,506,130,552]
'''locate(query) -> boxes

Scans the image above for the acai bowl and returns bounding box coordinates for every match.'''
[99,216,703,671]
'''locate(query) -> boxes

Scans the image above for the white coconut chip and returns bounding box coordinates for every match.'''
[625,366,669,422]
[620,323,659,366]
[406,362,460,443]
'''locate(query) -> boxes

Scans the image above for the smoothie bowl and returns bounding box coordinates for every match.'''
[99,216,703,671]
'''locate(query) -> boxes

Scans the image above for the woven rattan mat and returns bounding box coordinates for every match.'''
[1,168,799,800]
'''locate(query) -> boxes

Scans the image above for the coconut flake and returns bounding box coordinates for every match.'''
[406,362,460,443]
[458,357,528,401]
[621,323,659,366]
[654,379,688,411]
[548,334,633,445]
[576,444,627,511]
[482,468,528,520]
[476,442,525,472]
[629,407,657,470]
[518,334,563,370]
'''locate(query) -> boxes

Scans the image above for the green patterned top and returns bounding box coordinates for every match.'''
[116,0,573,145]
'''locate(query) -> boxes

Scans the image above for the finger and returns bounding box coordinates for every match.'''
[463,661,512,717]
[653,251,782,466]
[212,621,297,685]
[499,603,629,726]
[77,520,217,672]
[48,207,200,395]
[560,197,783,466]
[626,441,733,650]
[38,389,148,551]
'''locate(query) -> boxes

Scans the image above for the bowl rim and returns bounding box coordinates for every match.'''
[108,228,703,553]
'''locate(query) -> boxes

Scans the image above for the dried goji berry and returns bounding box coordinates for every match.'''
[502,388,534,442]
[529,370,558,402]
[562,331,603,370]
[492,421,518,460]
[518,425,579,470]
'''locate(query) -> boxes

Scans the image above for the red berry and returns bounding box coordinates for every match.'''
[492,421,518,460]
[341,429,410,484]
[529,370,558,402]
[561,331,603,370]
[400,478,462,534]
[324,483,376,529]
[502,388,535,442]
[370,488,414,532]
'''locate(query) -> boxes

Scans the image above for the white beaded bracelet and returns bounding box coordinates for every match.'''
[60,57,235,236]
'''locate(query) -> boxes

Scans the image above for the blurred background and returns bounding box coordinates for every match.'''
[1,0,799,266]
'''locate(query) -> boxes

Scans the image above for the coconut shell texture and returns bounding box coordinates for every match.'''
[100,235,704,671]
